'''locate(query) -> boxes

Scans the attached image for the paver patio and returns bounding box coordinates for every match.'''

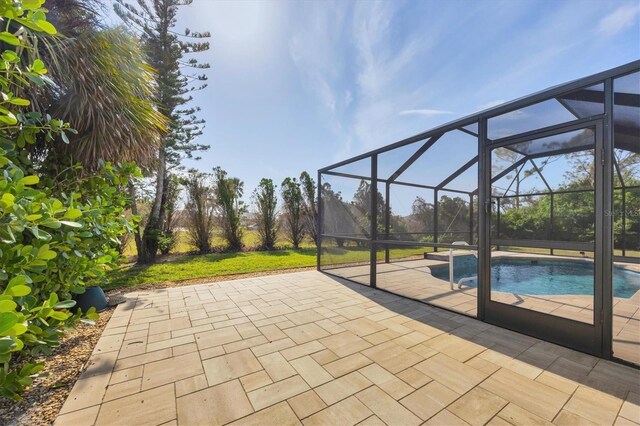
[325,252,640,365]
[55,271,640,426]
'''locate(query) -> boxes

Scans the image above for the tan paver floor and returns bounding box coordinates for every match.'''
[55,271,640,426]
[326,253,640,365]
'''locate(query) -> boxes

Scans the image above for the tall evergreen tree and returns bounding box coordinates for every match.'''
[281,177,306,249]
[115,0,210,263]
[253,179,279,250]
[213,167,247,251]
[299,171,318,245]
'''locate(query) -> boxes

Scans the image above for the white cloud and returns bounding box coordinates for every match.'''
[597,4,640,37]
[399,109,452,117]
[289,1,443,159]
[288,3,347,116]
[182,1,287,69]
[350,1,439,151]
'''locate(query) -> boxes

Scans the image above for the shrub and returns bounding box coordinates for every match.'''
[158,231,177,255]
[0,1,139,400]
[281,177,306,248]
[252,178,278,250]
[183,170,215,254]
[213,167,247,251]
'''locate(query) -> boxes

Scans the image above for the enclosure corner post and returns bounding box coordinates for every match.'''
[370,154,378,288]
[317,170,322,272]
[477,117,488,321]
[385,182,391,263]
[601,78,614,359]
[433,189,439,252]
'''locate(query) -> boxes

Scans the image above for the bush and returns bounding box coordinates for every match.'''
[252,178,278,250]
[183,170,215,254]
[158,230,177,255]
[213,167,247,251]
[0,1,139,400]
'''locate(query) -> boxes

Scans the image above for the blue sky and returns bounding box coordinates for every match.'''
[107,0,639,201]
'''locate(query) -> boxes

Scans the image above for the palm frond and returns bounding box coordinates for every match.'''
[46,28,169,169]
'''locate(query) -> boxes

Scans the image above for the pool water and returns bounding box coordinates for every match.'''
[430,256,640,298]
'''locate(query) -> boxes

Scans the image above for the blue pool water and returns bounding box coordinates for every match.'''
[430,256,640,298]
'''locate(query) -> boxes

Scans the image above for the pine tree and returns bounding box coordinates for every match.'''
[115,0,210,263]
[253,179,279,250]
[299,171,318,245]
[281,177,306,249]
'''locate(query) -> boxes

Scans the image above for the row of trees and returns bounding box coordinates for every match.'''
[172,170,318,254]
[321,179,474,246]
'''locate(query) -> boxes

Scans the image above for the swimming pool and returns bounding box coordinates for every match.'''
[430,256,640,298]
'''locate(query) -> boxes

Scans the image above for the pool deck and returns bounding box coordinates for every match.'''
[55,271,639,426]
[324,252,640,366]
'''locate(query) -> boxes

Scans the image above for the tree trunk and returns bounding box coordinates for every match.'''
[139,145,166,264]
[128,181,144,259]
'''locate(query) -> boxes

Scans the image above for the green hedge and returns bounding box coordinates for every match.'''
[0,1,138,400]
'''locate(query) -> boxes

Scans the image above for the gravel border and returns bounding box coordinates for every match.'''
[0,308,114,426]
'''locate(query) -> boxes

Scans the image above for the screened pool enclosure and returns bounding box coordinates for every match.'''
[317,61,640,366]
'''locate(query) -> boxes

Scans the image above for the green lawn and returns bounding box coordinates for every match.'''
[107,244,435,291]
[122,229,316,257]
[107,248,318,290]
[111,242,639,292]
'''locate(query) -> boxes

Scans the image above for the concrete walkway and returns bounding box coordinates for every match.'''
[55,271,639,426]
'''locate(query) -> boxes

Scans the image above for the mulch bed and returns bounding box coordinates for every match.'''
[0,266,315,425]
[0,308,114,426]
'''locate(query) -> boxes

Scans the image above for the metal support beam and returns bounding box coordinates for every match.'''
[385,182,391,263]
[596,111,610,358]
[323,170,372,181]
[394,180,472,195]
[622,187,626,257]
[433,189,439,252]
[458,127,479,138]
[491,238,594,251]
[529,159,552,192]
[560,89,640,108]
[388,134,443,182]
[550,193,554,255]
[503,162,526,197]
[436,156,478,190]
[602,78,614,359]
[370,154,378,288]
[496,197,501,241]
[317,171,322,271]
[556,97,582,119]
[478,117,488,321]
[469,194,474,244]
[491,157,528,184]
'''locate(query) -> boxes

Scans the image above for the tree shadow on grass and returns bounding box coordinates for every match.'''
[105,247,317,290]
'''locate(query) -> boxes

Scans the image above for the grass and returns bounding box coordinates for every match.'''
[122,229,315,257]
[110,237,638,292]
[107,248,317,290]
[107,244,433,291]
